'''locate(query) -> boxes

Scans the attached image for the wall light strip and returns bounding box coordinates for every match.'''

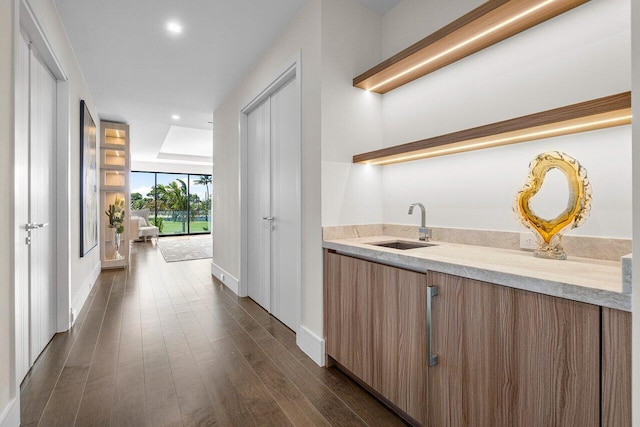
[354,0,589,94]
[353,92,631,166]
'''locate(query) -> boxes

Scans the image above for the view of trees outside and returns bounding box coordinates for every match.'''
[189,175,212,234]
[130,171,212,235]
[130,171,156,223]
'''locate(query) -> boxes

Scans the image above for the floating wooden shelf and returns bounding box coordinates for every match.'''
[354,0,589,94]
[353,92,631,166]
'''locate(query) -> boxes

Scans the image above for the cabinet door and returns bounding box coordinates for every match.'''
[325,250,376,383]
[371,263,427,424]
[324,251,427,424]
[428,272,600,427]
[602,308,631,427]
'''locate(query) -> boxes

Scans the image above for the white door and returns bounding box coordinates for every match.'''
[16,31,58,379]
[269,78,300,330]
[247,97,271,311]
[16,31,30,382]
[247,76,300,332]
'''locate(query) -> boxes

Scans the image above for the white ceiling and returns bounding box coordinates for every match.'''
[53,0,400,167]
[157,126,213,164]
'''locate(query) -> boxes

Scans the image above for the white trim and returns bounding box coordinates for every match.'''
[55,79,70,332]
[70,261,100,327]
[7,8,19,421]
[238,108,248,297]
[211,261,240,295]
[240,62,300,297]
[14,23,29,394]
[293,57,302,337]
[19,0,67,81]
[238,52,303,335]
[240,64,298,114]
[0,397,20,427]
[19,8,72,334]
[296,325,325,367]
[14,1,72,416]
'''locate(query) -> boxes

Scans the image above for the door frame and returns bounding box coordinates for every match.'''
[238,53,302,333]
[15,0,71,384]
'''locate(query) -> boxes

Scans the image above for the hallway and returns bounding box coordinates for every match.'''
[19,243,403,426]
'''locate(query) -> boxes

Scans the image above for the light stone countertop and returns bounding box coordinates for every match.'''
[323,235,631,312]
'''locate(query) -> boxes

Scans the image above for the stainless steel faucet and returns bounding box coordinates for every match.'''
[408,202,431,241]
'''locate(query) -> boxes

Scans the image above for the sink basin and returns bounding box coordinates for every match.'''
[368,240,437,250]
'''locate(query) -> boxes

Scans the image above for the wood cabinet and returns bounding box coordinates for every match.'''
[428,271,600,427]
[324,250,427,424]
[602,308,632,427]
[324,251,629,426]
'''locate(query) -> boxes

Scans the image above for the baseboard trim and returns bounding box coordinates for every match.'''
[297,325,325,367]
[70,261,101,328]
[211,262,240,295]
[0,397,20,427]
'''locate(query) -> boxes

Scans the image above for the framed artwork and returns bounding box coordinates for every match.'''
[80,100,98,256]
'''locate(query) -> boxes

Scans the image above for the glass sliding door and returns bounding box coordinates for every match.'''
[189,175,211,234]
[156,173,189,235]
[130,172,157,225]
[130,171,212,236]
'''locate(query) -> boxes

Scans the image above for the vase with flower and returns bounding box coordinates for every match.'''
[105,196,125,260]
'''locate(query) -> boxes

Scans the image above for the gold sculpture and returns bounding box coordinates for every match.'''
[514,151,592,260]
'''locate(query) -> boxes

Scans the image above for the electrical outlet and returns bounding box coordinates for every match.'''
[519,233,537,250]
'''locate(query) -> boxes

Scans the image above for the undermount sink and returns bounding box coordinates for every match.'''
[368,240,437,250]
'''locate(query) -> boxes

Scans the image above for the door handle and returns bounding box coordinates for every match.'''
[426,285,438,366]
[25,223,49,230]
[262,216,275,231]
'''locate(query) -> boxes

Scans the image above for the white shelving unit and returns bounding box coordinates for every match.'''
[99,121,130,269]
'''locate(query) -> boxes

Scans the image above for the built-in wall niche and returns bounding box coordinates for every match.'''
[104,128,126,146]
[100,120,130,269]
[102,170,126,188]
[104,191,124,207]
[102,148,125,167]
[103,191,125,261]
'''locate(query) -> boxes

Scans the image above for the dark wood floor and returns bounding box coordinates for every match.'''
[20,241,404,426]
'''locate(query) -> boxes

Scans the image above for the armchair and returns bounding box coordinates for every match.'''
[130,209,159,242]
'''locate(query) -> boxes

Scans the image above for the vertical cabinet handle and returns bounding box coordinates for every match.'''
[427,285,438,366]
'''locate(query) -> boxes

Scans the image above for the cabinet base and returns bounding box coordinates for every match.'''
[328,356,422,427]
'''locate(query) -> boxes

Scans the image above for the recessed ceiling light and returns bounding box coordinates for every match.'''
[166,21,183,34]
[172,114,180,120]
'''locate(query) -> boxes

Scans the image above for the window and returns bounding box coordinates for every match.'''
[130,171,212,236]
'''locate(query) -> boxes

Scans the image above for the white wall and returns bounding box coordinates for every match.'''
[379,0,631,238]
[321,0,384,226]
[383,127,632,237]
[0,0,17,423]
[381,0,483,58]
[212,0,322,331]
[26,0,102,321]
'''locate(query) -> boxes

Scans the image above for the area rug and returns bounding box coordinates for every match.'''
[157,237,213,262]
